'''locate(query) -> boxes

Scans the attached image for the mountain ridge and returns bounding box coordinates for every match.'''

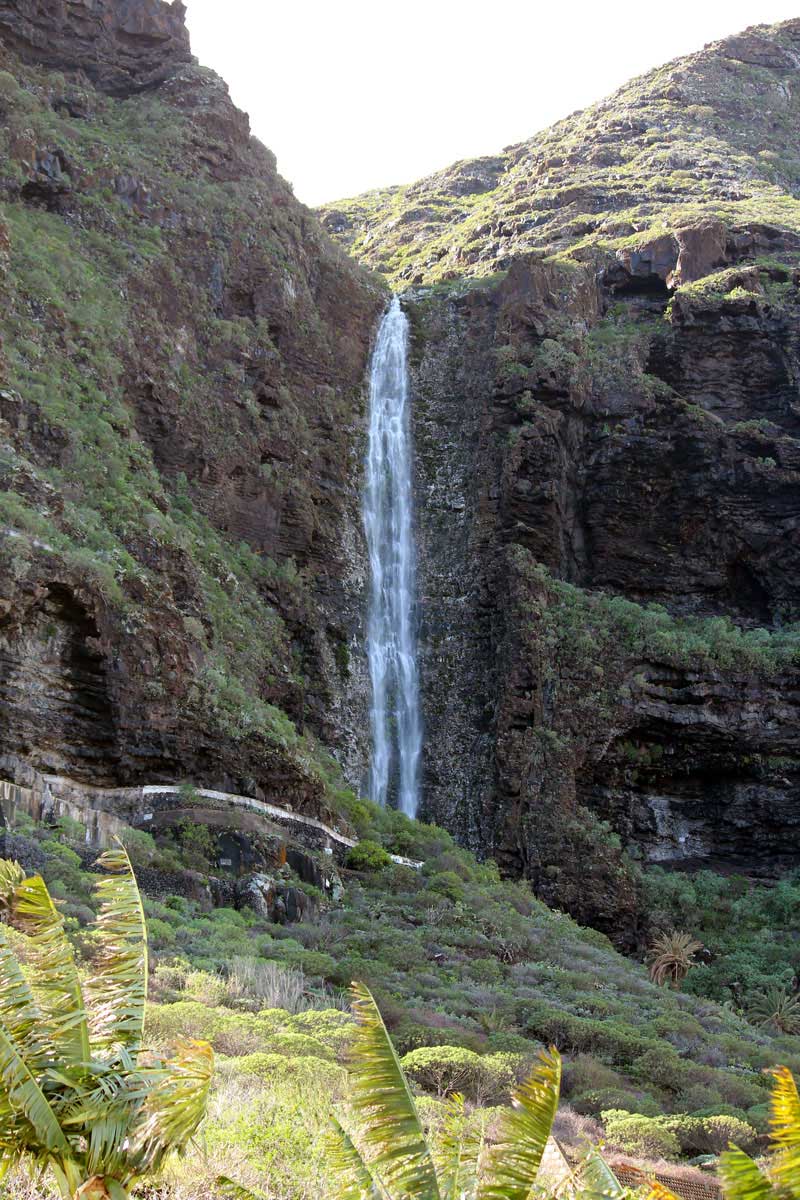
[319,17,800,288]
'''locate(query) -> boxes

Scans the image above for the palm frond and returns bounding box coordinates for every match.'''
[0,1020,71,1157]
[576,1144,626,1200]
[646,1184,683,1200]
[478,1045,561,1200]
[348,981,441,1200]
[10,874,90,1069]
[85,846,148,1056]
[326,1118,385,1200]
[0,860,25,910]
[129,1038,213,1173]
[0,924,52,1075]
[719,1147,775,1200]
[437,1094,481,1200]
[768,1066,800,1198]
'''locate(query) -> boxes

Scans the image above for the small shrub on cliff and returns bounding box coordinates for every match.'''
[346,839,391,872]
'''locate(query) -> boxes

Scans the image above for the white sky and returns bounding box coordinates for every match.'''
[183,1,800,206]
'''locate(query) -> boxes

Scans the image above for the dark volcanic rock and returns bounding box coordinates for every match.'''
[407,248,800,943]
[0,0,193,96]
[0,1,385,826]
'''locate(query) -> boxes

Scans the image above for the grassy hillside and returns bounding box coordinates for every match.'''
[3,808,799,1196]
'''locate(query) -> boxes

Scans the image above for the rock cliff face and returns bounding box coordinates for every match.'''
[405,248,800,942]
[0,0,192,96]
[0,0,385,826]
[324,19,800,939]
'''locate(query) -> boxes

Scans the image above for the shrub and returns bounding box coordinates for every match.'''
[401,1045,521,1104]
[401,1045,484,1098]
[145,1000,224,1045]
[602,1110,681,1159]
[633,1046,692,1093]
[697,1114,758,1155]
[225,959,310,1013]
[561,1053,624,1097]
[346,840,391,872]
[572,1087,661,1117]
[746,1103,771,1133]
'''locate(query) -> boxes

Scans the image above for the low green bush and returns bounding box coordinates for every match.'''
[401,1044,522,1104]
[346,840,391,872]
[602,1110,681,1159]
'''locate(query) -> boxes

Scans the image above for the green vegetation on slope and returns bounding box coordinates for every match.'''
[318,19,800,286]
[10,812,800,1127]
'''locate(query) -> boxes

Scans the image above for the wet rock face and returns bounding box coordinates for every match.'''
[0,0,192,96]
[407,251,800,941]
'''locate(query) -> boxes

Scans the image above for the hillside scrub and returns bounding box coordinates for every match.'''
[10,811,800,1133]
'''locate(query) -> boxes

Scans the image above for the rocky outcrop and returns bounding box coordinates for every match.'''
[312,16,800,938]
[0,0,192,96]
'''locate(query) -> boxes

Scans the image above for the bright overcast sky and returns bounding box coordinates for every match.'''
[184,1,800,207]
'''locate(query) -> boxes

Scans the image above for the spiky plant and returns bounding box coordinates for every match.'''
[0,845,213,1199]
[327,981,563,1200]
[749,987,800,1036]
[647,930,703,989]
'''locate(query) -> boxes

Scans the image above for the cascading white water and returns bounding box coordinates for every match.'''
[364,296,422,817]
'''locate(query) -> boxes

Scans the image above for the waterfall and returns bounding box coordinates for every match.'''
[364,296,422,817]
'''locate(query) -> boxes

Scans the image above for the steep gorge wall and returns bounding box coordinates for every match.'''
[0,0,384,825]
[407,243,800,940]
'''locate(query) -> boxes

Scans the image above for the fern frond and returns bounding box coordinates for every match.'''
[86,845,148,1056]
[719,1146,775,1200]
[348,981,440,1200]
[11,874,90,1070]
[326,1118,385,1200]
[478,1045,561,1200]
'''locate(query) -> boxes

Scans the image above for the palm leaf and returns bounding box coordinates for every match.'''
[576,1144,626,1200]
[85,846,148,1056]
[129,1038,213,1172]
[437,1094,481,1200]
[768,1066,800,1198]
[0,860,25,910]
[348,981,441,1200]
[719,1147,775,1200]
[326,1118,385,1200]
[10,874,91,1070]
[645,1184,683,1200]
[478,1045,561,1200]
[0,924,52,1075]
[0,1019,71,1156]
